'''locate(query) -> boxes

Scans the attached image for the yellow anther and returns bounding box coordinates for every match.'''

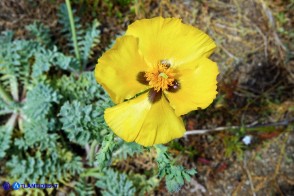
[144,61,175,92]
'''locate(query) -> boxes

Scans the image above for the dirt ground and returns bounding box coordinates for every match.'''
[0,0,293,195]
[176,131,294,195]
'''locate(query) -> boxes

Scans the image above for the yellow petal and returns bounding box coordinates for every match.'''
[165,58,219,116]
[126,17,216,66]
[104,93,185,146]
[95,35,149,104]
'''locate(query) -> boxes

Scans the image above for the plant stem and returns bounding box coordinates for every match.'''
[89,139,98,164]
[185,119,294,136]
[10,76,19,101]
[6,113,17,132]
[0,84,13,106]
[81,167,103,178]
[65,0,81,65]
[59,179,75,188]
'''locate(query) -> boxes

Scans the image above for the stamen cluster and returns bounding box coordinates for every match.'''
[145,61,175,92]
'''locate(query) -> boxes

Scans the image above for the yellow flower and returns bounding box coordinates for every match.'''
[95,17,219,147]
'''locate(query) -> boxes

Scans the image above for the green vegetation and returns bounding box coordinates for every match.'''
[0,0,293,195]
[0,1,196,195]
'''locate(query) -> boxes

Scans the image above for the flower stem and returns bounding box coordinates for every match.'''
[65,0,81,65]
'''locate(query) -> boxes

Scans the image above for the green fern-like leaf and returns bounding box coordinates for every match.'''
[0,125,12,158]
[32,47,56,77]
[23,83,60,120]
[59,100,109,145]
[96,168,136,196]
[80,19,100,67]
[56,72,111,104]
[95,133,116,169]
[0,37,23,95]
[0,113,17,158]
[0,30,13,46]
[113,141,143,160]
[0,32,42,93]
[6,149,83,183]
[71,177,95,196]
[0,97,12,115]
[58,3,81,55]
[130,174,159,195]
[33,46,79,77]
[59,101,92,145]
[155,145,197,192]
[54,51,80,71]
[15,118,58,151]
[25,21,52,47]
[58,3,100,68]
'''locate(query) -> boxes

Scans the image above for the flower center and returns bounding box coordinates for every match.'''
[145,60,175,92]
